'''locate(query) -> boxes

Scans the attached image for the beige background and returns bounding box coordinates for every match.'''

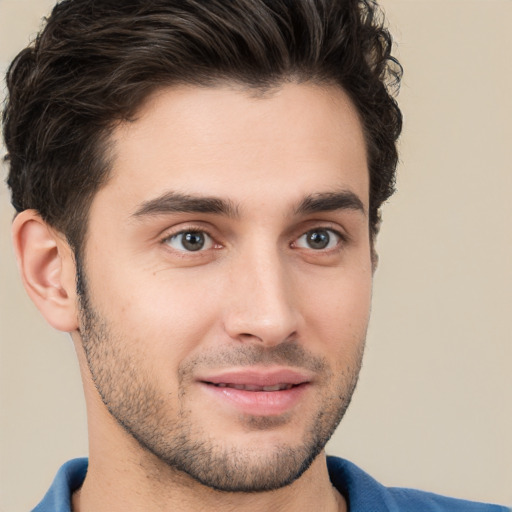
[1,0,511,510]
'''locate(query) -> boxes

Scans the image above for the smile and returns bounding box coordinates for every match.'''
[197,368,312,416]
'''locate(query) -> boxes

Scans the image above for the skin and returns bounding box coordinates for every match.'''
[13,82,373,512]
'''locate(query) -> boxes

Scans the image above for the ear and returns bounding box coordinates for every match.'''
[12,210,79,332]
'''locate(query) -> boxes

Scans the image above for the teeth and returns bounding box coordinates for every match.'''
[262,384,292,391]
[213,383,294,391]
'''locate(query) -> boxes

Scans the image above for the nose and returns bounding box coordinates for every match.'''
[222,245,301,347]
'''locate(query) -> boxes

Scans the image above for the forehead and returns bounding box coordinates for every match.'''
[96,82,369,218]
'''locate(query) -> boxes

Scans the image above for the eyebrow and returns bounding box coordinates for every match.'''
[131,191,239,218]
[131,189,365,220]
[294,190,366,216]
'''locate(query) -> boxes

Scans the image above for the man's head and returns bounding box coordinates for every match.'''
[3,0,401,258]
[3,0,402,498]
[72,82,372,492]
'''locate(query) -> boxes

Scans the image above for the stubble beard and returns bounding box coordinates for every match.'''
[77,273,365,493]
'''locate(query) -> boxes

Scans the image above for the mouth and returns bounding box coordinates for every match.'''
[206,382,298,391]
[197,368,312,416]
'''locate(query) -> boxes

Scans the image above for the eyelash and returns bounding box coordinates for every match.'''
[161,227,218,253]
[292,227,345,251]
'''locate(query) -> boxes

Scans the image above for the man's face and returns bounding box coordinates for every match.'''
[77,82,372,491]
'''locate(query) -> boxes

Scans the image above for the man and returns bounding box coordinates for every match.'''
[2,0,509,511]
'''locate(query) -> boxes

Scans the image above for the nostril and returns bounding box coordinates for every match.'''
[237,331,298,346]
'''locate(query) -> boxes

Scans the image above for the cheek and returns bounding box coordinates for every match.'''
[298,265,372,349]
[87,262,226,363]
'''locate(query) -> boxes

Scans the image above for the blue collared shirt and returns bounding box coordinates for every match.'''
[33,456,510,511]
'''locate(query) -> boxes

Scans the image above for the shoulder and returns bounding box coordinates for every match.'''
[327,456,510,512]
[32,458,88,512]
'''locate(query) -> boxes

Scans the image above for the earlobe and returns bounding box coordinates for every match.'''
[12,210,79,332]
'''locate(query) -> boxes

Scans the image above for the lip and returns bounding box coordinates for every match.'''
[200,368,313,387]
[197,368,312,416]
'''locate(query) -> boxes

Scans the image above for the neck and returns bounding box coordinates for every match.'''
[72,449,346,512]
